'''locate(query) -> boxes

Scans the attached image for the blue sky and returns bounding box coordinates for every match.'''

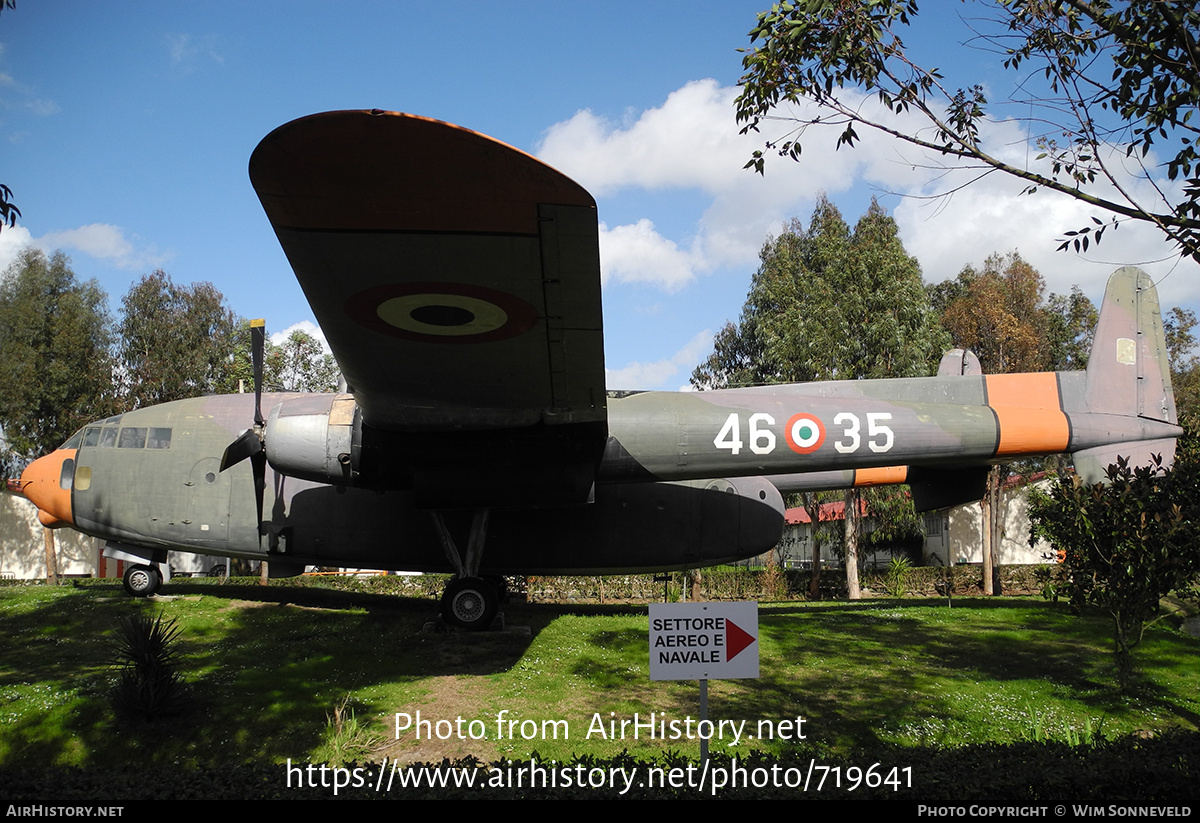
[2,1,1196,391]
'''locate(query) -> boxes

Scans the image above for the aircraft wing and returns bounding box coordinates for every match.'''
[249,110,607,432]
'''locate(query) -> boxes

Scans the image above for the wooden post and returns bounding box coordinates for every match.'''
[42,528,59,586]
[844,488,861,600]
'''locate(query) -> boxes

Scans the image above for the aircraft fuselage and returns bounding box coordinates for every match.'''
[21,359,1180,577]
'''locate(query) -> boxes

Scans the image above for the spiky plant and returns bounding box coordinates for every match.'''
[110,611,188,722]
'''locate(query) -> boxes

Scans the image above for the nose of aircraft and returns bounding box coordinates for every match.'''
[17,450,76,528]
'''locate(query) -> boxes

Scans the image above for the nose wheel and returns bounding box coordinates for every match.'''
[122,564,162,597]
[441,577,499,630]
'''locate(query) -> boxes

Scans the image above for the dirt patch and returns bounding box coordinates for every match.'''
[373,674,498,764]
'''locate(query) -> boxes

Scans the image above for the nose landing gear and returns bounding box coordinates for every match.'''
[122,563,162,597]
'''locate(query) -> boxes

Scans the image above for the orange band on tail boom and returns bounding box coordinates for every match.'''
[985,373,1070,456]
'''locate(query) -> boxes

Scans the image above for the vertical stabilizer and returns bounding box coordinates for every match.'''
[1075,267,1179,483]
[937,348,983,377]
[1085,266,1176,424]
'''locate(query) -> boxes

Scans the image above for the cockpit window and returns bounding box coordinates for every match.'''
[118,427,147,449]
[68,422,171,449]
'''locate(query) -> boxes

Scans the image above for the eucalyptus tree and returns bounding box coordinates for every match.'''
[694,196,947,597]
[118,270,240,408]
[0,248,114,473]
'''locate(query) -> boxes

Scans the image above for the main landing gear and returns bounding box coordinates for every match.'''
[430,508,502,631]
[441,577,500,630]
[122,563,162,597]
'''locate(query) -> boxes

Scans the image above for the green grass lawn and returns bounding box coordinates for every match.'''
[1,579,1196,770]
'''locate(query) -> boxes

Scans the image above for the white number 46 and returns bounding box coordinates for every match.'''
[714,413,776,455]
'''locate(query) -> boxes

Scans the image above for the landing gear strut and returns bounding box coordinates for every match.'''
[430,508,501,630]
[122,563,162,597]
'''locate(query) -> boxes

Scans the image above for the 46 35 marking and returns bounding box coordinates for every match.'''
[713,412,894,457]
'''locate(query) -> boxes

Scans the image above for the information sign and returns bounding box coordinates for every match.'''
[648,601,759,680]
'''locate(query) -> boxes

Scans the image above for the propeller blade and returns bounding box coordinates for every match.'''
[219,318,270,542]
[250,318,265,427]
[219,428,262,472]
[250,450,267,528]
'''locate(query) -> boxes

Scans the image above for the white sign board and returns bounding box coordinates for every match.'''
[649,602,759,681]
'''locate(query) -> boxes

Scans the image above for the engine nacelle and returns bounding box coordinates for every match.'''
[264,394,360,485]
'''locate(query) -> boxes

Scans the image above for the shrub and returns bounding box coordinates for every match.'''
[109,611,189,722]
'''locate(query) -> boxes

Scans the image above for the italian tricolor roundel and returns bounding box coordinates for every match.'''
[785,413,825,454]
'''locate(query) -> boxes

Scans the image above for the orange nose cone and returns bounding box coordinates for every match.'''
[19,450,76,528]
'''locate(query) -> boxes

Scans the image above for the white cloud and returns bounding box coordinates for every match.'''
[27,98,60,117]
[167,34,224,69]
[0,66,60,117]
[0,224,170,276]
[598,219,701,291]
[538,79,1197,309]
[538,81,900,291]
[605,329,713,391]
[889,127,1196,305]
[38,224,170,271]
[539,80,754,196]
[0,225,34,273]
[270,319,331,353]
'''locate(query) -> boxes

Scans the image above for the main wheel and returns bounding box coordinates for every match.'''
[441,577,499,630]
[123,564,162,597]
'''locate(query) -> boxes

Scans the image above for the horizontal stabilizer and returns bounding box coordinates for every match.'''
[1073,438,1177,486]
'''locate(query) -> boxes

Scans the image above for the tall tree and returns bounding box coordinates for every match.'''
[693,196,948,598]
[1163,306,1199,421]
[217,324,342,396]
[736,1,1200,262]
[932,252,1097,593]
[118,270,240,408]
[694,197,947,386]
[0,247,113,584]
[0,248,114,474]
[935,252,1098,372]
[939,252,1056,373]
[266,328,341,394]
[1045,286,1099,372]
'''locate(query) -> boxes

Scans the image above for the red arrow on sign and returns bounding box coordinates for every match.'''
[725,619,756,661]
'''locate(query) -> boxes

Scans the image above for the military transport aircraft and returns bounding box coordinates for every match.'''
[12,110,1182,630]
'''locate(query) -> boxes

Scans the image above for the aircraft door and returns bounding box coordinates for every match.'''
[183,457,233,545]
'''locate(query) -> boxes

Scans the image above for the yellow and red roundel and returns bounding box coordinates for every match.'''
[785,413,825,454]
[345,282,540,344]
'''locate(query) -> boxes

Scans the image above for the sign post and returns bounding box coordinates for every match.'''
[648,602,759,764]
